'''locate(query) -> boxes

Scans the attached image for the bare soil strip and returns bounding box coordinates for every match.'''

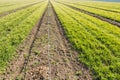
[0,2,92,80]
[0,0,44,18]
[56,1,120,27]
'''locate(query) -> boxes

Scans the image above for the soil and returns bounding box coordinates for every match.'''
[56,1,120,27]
[0,0,44,18]
[0,2,92,80]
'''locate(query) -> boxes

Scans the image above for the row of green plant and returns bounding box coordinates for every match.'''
[0,2,45,38]
[56,1,120,22]
[76,2,120,13]
[0,1,47,73]
[0,0,43,14]
[0,3,14,8]
[62,0,120,13]
[52,2,120,80]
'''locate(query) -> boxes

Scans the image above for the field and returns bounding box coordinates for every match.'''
[0,0,120,80]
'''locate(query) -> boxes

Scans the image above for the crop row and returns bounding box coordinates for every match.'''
[0,0,43,14]
[56,1,120,22]
[73,3,120,14]
[0,2,45,38]
[0,1,47,73]
[63,1,120,13]
[77,3,120,13]
[77,1,120,12]
[52,1,120,80]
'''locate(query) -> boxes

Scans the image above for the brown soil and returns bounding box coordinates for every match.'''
[0,2,92,80]
[56,1,120,27]
[0,0,44,18]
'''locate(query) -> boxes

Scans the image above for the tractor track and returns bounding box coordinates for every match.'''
[56,1,120,27]
[0,0,45,18]
[0,1,92,80]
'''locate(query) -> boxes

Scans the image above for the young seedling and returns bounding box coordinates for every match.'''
[75,70,82,76]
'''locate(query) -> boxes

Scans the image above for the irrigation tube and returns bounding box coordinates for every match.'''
[47,2,51,80]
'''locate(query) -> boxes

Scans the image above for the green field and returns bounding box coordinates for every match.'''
[0,0,120,79]
[0,0,47,73]
[52,0,120,79]
[0,0,45,14]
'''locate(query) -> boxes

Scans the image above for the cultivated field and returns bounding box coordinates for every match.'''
[0,0,120,80]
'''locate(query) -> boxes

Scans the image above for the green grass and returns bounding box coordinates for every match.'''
[52,1,120,80]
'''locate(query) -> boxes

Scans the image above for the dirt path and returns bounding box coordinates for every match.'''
[56,1,120,27]
[20,3,92,80]
[0,2,92,80]
[0,0,44,18]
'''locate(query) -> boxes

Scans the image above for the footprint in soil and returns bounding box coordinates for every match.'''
[27,66,49,80]
[32,73,44,80]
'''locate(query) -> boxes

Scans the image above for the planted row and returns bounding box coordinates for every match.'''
[0,0,43,14]
[52,2,120,80]
[0,1,47,73]
[0,2,45,38]
[68,1,120,13]
[57,1,120,22]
